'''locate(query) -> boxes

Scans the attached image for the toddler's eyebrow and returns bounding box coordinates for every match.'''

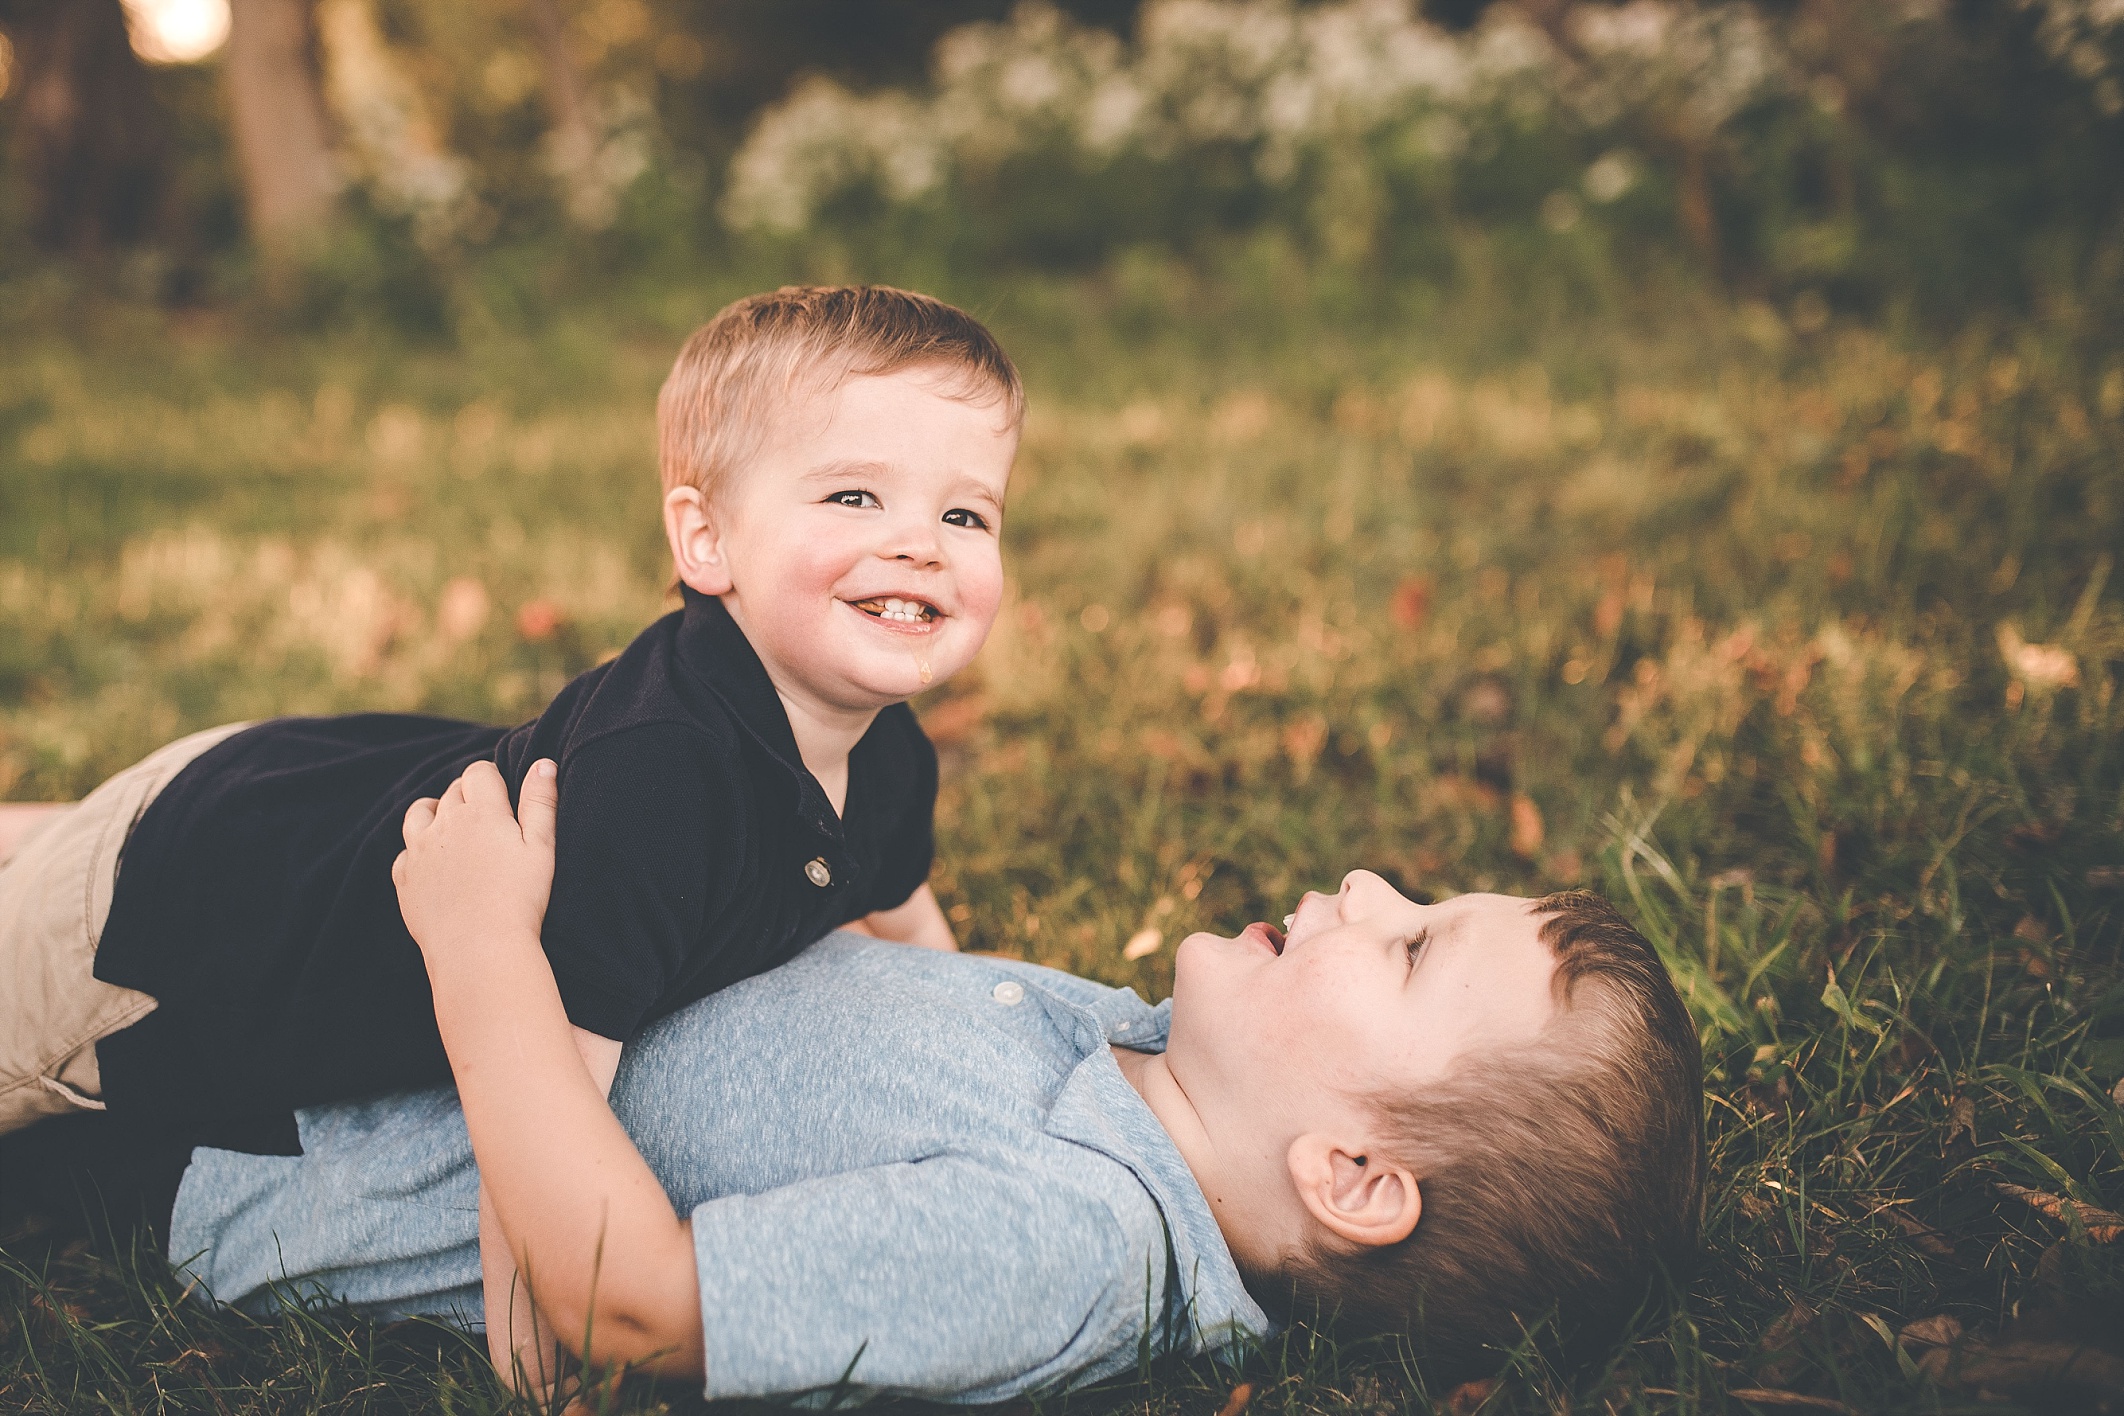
[801,456,1006,509]
[801,458,895,483]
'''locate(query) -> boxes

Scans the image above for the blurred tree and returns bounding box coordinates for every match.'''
[225,0,339,253]
[0,0,168,253]
[523,0,601,225]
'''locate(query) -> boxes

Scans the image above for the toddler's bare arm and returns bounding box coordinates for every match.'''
[857,882,959,951]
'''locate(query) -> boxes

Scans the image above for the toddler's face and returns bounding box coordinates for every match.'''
[1164,873,1558,1139]
[712,366,1016,715]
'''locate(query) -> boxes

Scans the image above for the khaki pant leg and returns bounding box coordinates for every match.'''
[0,723,254,1135]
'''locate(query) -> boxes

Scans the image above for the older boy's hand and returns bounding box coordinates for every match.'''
[393,759,559,972]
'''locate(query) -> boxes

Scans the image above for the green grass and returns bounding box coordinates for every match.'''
[3,264,2122,1413]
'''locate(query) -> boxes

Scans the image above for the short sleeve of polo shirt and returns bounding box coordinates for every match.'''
[688,1156,1166,1402]
[868,715,938,913]
[541,725,744,1041]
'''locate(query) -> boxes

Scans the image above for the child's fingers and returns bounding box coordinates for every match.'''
[517,759,559,850]
[458,759,509,810]
[403,796,439,844]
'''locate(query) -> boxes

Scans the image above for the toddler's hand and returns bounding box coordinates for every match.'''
[393,759,559,971]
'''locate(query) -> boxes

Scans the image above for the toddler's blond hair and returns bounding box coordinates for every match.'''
[657,285,1024,500]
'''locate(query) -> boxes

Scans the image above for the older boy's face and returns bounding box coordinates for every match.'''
[1164,873,1558,1138]
[715,366,1016,714]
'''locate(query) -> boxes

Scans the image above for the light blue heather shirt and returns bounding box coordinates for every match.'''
[169,936,1272,1403]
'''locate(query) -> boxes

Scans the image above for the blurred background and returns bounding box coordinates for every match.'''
[1,0,2118,332]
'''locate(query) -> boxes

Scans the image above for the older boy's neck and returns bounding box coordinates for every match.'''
[1111,1047,1289,1272]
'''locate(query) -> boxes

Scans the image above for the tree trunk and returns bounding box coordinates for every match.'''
[224,0,339,253]
[523,0,604,225]
[1,0,168,254]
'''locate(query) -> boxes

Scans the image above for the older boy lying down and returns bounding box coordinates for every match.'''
[169,761,1703,1400]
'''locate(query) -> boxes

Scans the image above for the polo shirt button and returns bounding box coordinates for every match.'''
[992,981,1025,1006]
[804,858,832,888]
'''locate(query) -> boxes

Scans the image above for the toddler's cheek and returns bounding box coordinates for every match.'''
[956,561,1007,640]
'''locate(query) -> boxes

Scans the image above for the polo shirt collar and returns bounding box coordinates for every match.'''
[675,586,842,837]
[1037,990,1276,1361]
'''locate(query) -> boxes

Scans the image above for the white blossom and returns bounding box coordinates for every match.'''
[720,0,2111,235]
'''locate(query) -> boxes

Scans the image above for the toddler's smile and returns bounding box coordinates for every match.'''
[850,595,941,628]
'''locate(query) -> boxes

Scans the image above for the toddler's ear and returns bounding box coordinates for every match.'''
[664,485,734,596]
[1287,1134,1421,1249]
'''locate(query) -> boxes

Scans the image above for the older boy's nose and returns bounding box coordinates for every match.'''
[1340,869,1403,909]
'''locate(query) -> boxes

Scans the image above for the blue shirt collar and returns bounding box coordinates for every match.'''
[1008,969,1275,1359]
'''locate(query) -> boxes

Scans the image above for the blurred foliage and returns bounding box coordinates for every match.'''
[0,0,2119,334]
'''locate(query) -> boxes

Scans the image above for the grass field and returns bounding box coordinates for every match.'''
[2,263,2122,1414]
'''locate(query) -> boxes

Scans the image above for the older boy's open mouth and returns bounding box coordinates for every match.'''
[850,596,940,626]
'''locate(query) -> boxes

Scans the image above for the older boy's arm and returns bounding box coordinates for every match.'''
[859,883,958,952]
[479,1028,623,1394]
[396,762,703,1378]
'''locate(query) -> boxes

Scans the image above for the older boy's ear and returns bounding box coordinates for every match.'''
[1287,1133,1421,1249]
[664,485,733,596]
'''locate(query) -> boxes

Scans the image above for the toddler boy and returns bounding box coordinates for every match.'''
[0,285,1020,1158]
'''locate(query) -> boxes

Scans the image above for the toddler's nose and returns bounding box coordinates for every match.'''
[883,520,943,565]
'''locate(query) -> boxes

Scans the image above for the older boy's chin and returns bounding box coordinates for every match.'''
[1170,929,1249,992]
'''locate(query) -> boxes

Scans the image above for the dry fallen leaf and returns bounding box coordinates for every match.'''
[1724,1389,1853,1412]
[1995,1182,2124,1242]
[435,575,490,643]
[1123,928,1163,960]
[1885,1208,1956,1256]
[1997,623,2080,690]
[1444,1378,1496,1415]
[1391,575,1432,631]
[1928,1338,2124,1403]
[1509,793,1545,858]
[1215,1382,1254,1416]
[516,598,566,642]
[1944,1095,1976,1148]
[1898,1314,1963,1348]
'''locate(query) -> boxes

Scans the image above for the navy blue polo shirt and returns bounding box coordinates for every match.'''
[93,587,937,1154]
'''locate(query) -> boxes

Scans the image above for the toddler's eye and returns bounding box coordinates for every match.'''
[827,490,882,509]
[1403,929,1431,970]
[942,508,991,531]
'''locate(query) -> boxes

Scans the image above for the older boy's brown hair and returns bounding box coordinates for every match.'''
[1283,889,1703,1377]
[657,285,1024,500]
